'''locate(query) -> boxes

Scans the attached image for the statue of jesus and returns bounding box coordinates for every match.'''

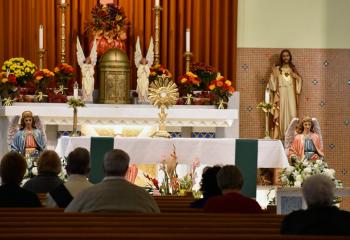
[268,49,302,139]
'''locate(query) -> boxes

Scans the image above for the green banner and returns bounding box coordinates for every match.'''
[235,139,258,198]
[89,137,114,184]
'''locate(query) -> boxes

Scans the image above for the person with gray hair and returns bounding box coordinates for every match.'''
[65,149,160,213]
[204,165,262,213]
[281,174,350,235]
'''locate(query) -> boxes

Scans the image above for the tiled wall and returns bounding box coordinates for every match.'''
[236,48,350,200]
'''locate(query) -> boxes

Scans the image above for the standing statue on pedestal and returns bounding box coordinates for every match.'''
[134,37,154,103]
[285,117,324,163]
[268,49,302,139]
[8,111,46,158]
[76,37,97,102]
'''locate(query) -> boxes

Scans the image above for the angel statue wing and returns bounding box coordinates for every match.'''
[76,37,86,68]
[7,115,20,147]
[284,117,299,154]
[134,36,143,69]
[89,37,98,67]
[33,115,48,147]
[146,37,154,68]
[312,118,324,148]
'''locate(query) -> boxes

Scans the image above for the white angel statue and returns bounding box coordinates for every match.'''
[134,36,154,103]
[76,37,97,102]
[284,117,324,163]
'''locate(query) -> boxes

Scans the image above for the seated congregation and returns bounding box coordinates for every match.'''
[0,147,349,238]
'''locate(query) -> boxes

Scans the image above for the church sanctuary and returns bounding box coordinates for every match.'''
[0,0,350,238]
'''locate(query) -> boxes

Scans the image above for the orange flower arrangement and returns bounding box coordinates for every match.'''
[208,74,235,100]
[34,69,54,93]
[0,72,17,98]
[149,64,172,83]
[54,63,75,88]
[177,71,201,95]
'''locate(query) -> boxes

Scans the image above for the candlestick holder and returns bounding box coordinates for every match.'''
[264,112,271,139]
[153,5,163,65]
[58,2,69,63]
[184,51,192,73]
[38,48,46,70]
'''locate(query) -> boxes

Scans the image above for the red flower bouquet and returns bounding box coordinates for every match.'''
[208,74,235,108]
[54,63,75,89]
[177,72,201,95]
[0,72,17,98]
[34,69,54,93]
[149,64,172,83]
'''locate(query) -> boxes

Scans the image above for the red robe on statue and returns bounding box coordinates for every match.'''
[288,133,324,160]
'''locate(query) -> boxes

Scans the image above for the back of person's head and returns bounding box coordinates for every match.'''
[37,150,61,175]
[103,149,130,177]
[66,148,90,175]
[216,165,244,191]
[200,166,222,197]
[0,152,27,185]
[302,174,335,208]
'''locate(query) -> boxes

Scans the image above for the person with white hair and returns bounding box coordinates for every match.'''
[65,149,160,213]
[281,174,350,235]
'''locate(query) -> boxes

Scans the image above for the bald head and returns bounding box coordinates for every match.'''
[103,149,130,177]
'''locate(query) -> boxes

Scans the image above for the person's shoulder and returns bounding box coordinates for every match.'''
[283,209,308,223]
[204,195,223,207]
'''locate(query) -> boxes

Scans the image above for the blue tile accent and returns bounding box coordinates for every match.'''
[320,101,326,107]
[323,60,329,67]
[57,131,81,138]
[169,132,183,138]
[312,79,319,85]
[281,196,303,215]
[191,132,215,138]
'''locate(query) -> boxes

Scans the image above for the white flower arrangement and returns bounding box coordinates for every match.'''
[280,158,342,188]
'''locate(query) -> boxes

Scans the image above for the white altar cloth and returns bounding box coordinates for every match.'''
[56,137,289,168]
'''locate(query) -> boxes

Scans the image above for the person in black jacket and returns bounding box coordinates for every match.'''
[281,174,350,235]
[23,150,63,193]
[0,152,41,207]
[190,166,222,208]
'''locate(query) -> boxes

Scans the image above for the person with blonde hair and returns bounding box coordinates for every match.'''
[23,150,63,193]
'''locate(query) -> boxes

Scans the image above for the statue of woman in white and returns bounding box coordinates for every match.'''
[134,36,154,103]
[76,37,97,102]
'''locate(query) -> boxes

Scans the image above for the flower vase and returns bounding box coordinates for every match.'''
[184,93,193,105]
[216,97,228,109]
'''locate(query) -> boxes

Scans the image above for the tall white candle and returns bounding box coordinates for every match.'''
[39,25,44,49]
[61,0,66,4]
[6,69,10,77]
[265,88,270,104]
[186,28,190,52]
[155,0,159,7]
